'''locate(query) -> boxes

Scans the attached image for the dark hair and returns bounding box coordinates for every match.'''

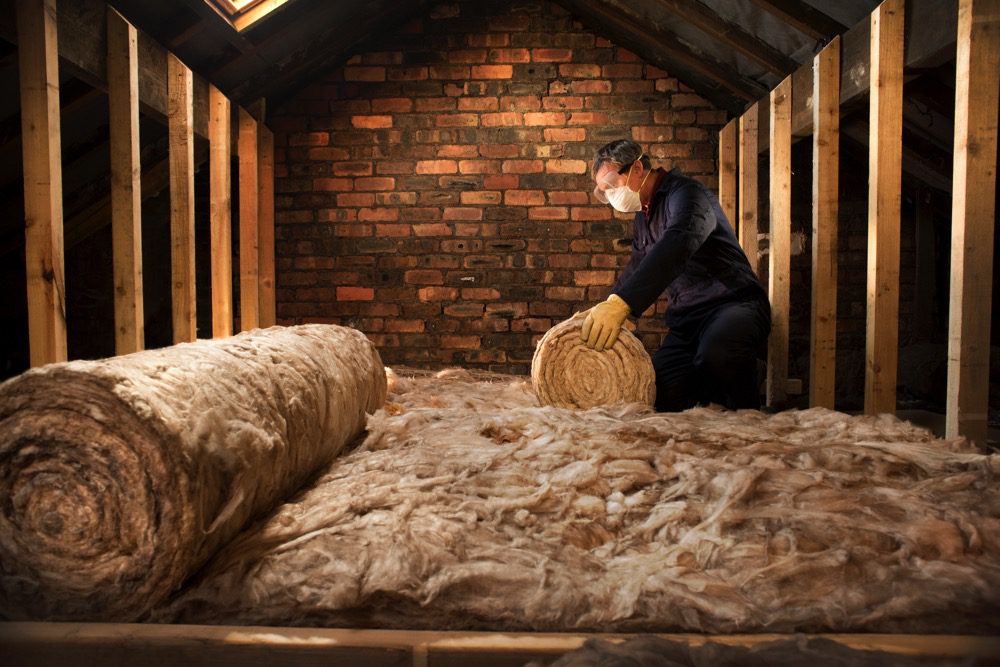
[591,139,650,178]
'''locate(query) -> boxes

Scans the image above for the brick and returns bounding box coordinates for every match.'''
[376,160,418,174]
[485,302,529,318]
[655,78,679,93]
[355,177,396,191]
[501,159,543,174]
[359,207,399,222]
[401,207,442,221]
[548,254,589,268]
[458,160,499,174]
[429,65,472,80]
[437,145,479,159]
[461,287,501,299]
[444,303,486,318]
[489,48,530,63]
[351,115,392,129]
[532,48,572,62]
[385,319,425,333]
[646,65,670,78]
[446,48,485,63]
[413,223,453,237]
[568,112,610,125]
[344,67,385,81]
[333,223,372,237]
[442,239,483,252]
[461,191,501,205]
[559,64,601,78]
[464,255,503,269]
[458,97,499,111]
[528,207,568,220]
[546,286,585,300]
[591,254,622,268]
[672,93,712,108]
[504,190,545,205]
[332,161,373,176]
[371,98,413,113]
[416,159,458,174]
[571,207,613,220]
[499,95,541,111]
[569,80,612,94]
[471,65,513,79]
[654,109,696,124]
[314,177,353,191]
[443,207,484,221]
[416,97,457,112]
[418,287,459,301]
[602,64,642,78]
[484,174,519,189]
[632,126,674,143]
[616,48,642,62]
[337,286,374,301]
[289,131,329,146]
[376,192,418,205]
[697,110,728,124]
[404,269,444,284]
[337,193,375,207]
[675,127,708,141]
[544,127,585,142]
[387,66,429,81]
[575,270,615,286]
[436,113,479,127]
[375,223,412,237]
[524,111,565,126]
[441,335,481,349]
[546,159,587,174]
[549,191,589,205]
[307,147,350,160]
[615,80,653,93]
[481,112,522,126]
[489,14,529,31]
[480,144,520,158]
[319,208,357,222]
[542,96,583,110]
[468,33,509,47]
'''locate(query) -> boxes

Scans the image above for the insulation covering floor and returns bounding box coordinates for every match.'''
[151,369,1000,634]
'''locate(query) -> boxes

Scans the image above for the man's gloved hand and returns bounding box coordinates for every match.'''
[581,294,631,351]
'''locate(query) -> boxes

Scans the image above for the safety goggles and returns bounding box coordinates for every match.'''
[592,160,636,204]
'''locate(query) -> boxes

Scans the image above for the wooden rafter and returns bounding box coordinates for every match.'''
[650,0,797,75]
[745,0,846,42]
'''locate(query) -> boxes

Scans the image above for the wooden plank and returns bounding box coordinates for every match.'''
[738,103,760,276]
[946,0,999,444]
[744,0,846,41]
[107,7,144,355]
[258,124,276,328]
[767,76,792,408]
[238,107,259,332]
[16,0,67,366]
[210,85,233,339]
[864,0,905,416]
[717,118,738,229]
[168,53,196,344]
[3,623,1000,667]
[809,36,840,409]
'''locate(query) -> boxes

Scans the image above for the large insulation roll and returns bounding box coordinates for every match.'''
[532,313,656,409]
[0,324,386,621]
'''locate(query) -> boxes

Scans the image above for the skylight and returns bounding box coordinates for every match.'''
[205,0,292,31]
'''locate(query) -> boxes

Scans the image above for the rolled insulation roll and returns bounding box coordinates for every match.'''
[532,313,655,409]
[0,324,385,621]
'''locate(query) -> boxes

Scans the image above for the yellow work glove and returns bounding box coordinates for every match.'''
[580,294,631,351]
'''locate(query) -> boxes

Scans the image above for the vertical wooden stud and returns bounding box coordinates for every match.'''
[17,0,67,366]
[718,118,738,229]
[739,103,760,275]
[947,0,999,444]
[767,76,792,408]
[258,125,276,328]
[209,85,232,339]
[238,107,259,332]
[107,7,144,355]
[168,53,196,344]
[865,0,904,415]
[810,36,841,409]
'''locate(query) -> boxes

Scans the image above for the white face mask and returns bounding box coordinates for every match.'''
[602,157,650,213]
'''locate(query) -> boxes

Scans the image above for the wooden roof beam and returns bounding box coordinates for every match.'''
[650,0,798,75]
[745,0,847,42]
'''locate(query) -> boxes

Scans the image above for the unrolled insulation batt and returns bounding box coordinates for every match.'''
[152,369,1000,634]
[0,324,386,621]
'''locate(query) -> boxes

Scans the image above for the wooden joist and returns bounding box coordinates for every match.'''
[107,7,144,355]
[767,76,791,408]
[258,125,277,328]
[864,0,904,416]
[809,37,840,409]
[238,107,260,332]
[718,118,738,230]
[745,0,846,41]
[3,623,999,667]
[16,0,67,366]
[210,85,233,339]
[946,0,999,444]
[738,102,760,276]
[168,53,197,344]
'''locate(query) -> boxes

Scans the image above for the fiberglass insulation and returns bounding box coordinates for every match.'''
[152,369,1000,633]
[0,325,386,621]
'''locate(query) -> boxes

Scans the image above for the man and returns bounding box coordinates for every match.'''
[582,139,771,411]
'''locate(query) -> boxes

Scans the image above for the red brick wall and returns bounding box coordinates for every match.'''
[270,0,727,373]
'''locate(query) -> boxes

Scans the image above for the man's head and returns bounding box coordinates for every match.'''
[591,139,652,210]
